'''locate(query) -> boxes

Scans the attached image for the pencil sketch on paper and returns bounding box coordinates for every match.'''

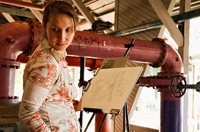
[88,71,126,102]
[100,60,116,69]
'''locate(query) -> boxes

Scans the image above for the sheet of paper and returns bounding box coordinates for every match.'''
[76,66,143,114]
[100,56,129,69]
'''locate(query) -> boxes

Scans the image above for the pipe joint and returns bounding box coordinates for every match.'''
[150,38,168,68]
[0,59,20,69]
[0,96,19,102]
[24,18,42,56]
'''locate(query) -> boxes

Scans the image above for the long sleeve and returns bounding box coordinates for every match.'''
[18,62,58,132]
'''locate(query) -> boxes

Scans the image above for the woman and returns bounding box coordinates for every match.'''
[18,1,79,132]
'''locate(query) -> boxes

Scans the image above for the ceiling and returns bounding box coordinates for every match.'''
[0,0,194,28]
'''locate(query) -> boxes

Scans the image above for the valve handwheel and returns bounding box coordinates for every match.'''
[170,75,187,98]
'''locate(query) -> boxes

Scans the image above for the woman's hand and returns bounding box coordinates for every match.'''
[73,100,79,111]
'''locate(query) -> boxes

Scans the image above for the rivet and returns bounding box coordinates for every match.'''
[6,36,15,44]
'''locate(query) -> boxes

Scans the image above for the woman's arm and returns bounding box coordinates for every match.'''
[18,63,58,132]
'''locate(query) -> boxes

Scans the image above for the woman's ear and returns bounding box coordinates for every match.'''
[42,23,48,39]
[42,22,46,29]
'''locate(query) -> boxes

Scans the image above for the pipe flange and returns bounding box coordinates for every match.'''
[0,96,19,101]
[24,18,41,56]
[157,72,185,78]
[150,38,168,68]
[0,59,20,69]
[156,86,171,92]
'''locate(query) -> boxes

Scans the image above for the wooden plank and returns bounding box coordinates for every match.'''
[130,124,159,132]
[127,0,158,21]
[29,9,43,23]
[148,0,183,47]
[119,1,158,26]
[72,0,95,25]
[2,12,15,22]
[114,0,119,31]
[118,14,135,28]
[121,1,153,22]
[25,0,42,23]
[138,32,153,41]
[150,29,162,36]
[158,0,176,39]
[118,4,141,26]
[118,23,128,31]
[118,18,130,29]
[132,33,147,40]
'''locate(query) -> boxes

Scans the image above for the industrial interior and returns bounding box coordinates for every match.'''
[0,0,200,132]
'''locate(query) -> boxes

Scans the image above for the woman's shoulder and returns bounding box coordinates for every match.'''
[26,45,59,71]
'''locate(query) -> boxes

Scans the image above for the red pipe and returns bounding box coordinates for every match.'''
[0,0,46,11]
[68,31,170,67]
[0,22,32,102]
[85,0,100,7]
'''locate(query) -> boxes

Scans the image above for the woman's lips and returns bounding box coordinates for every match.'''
[56,43,65,46]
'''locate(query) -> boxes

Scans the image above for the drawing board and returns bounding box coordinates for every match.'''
[76,66,143,114]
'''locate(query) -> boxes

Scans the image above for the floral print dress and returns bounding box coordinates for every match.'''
[18,38,79,132]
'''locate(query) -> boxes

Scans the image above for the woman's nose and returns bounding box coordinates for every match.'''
[58,31,66,42]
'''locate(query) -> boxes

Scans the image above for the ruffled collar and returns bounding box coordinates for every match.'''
[42,38,67,64]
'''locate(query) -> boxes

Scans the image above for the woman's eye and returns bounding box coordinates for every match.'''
[66,28,73,32]
[52,28,58,32]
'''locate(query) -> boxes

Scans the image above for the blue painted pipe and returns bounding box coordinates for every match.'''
[108,8,200,36]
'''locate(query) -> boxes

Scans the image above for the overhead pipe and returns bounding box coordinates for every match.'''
[108,7,200,36]
[0,0,46,11]
[0,20,183,131]
[85,0,100,7]
[90,1,115,13]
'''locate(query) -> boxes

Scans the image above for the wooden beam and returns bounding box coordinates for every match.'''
[24,0,43,23]
[158,0,176,38]
[149,0,183,47]
[72,0,95,25]
[0,5,35,18]
[2,12,15,22]
[29,9,42,23]
[114,0,119,31]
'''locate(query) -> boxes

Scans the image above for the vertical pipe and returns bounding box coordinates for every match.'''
[95,114,111,132]
[160,92,181,132]
[158,43,183,132]
[79,57,85,132]
[0,67,16,102]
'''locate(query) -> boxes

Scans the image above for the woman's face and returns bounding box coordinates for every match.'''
[45,13,75,52]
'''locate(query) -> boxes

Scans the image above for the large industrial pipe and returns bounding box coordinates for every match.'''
[0,21,183,131]
[0,21,33,102]
[0,0,46,11]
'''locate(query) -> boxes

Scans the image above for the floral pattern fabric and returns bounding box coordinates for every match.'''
[18,38,79,132]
